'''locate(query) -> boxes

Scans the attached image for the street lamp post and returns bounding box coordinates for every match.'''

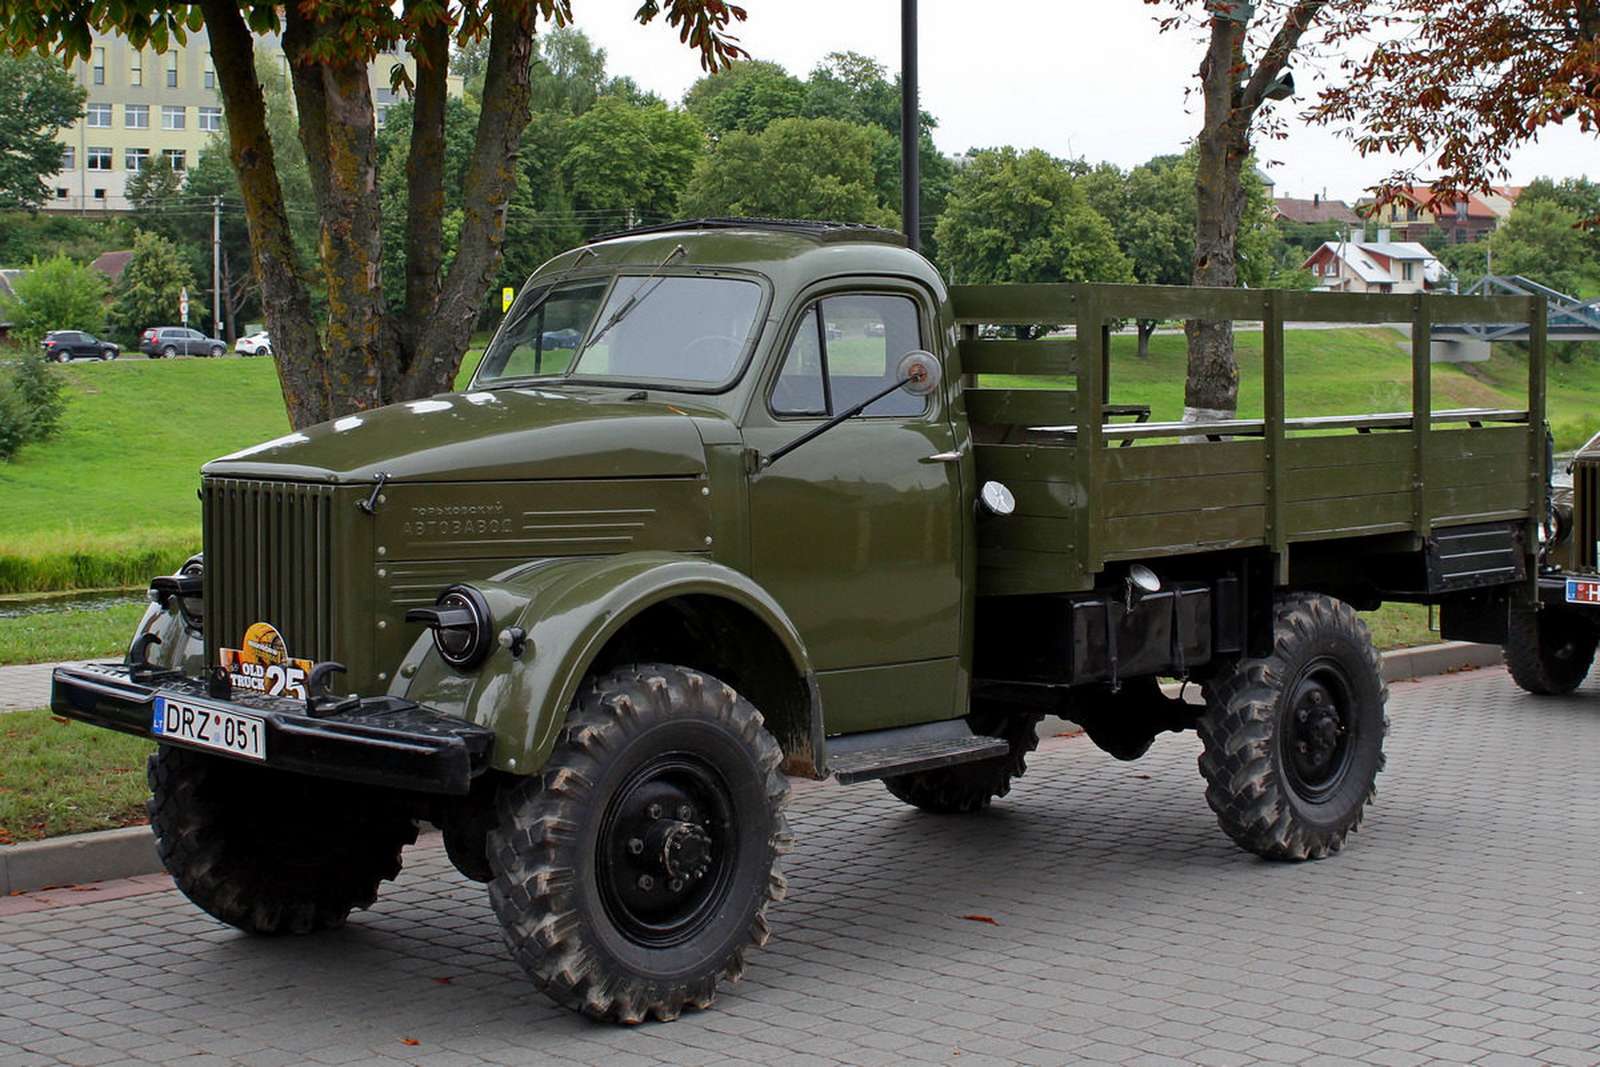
[901,0,920,252]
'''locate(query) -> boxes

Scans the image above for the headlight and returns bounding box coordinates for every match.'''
[406,584,493,670]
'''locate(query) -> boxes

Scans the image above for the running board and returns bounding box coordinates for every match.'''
[825,720,1010,785]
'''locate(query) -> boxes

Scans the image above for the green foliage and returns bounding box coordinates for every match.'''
[0,53,85,210]
[377,94,482,310]
[1488,199,1591,297]
[0,352,65,461]
[0,211,133,267]
[530,27,611,116]
[108,230,197,339]
[934,147,1133,287]
[0,708,154,842]
[0,598,146,666]
[683,116,897,226]
[561,96,703,225]
[0,253,106,345]
[683,60,807,139]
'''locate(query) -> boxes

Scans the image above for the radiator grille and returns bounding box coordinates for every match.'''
[1575,458,1600,572]
[202,477,337,666]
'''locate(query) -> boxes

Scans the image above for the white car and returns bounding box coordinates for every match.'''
[235,332,271,356]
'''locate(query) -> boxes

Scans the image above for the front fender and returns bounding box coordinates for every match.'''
[391,552,817,775]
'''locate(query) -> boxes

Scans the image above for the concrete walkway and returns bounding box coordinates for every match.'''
[0,661,80,712]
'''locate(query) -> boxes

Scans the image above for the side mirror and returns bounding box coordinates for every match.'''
[896,350,942,396]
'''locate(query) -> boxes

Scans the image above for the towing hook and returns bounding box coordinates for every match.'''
[305,661,352,718]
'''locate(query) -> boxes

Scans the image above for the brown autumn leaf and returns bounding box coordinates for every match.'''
[400,1038,421,1046]
[431,977,453,985]
[960,914,1000,926]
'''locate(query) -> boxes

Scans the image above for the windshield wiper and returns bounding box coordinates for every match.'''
[585,244,687,349]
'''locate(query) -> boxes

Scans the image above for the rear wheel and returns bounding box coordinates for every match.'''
[488,663,789,1023]
[1198,593,1388,861]
[883,704,1042,814]
[1506,607,1597,695]
[161,345,177,358]
[147,745,417,934]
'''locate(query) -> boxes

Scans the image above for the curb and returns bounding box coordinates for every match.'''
[1,825,160,896]
[0,641,1507,898]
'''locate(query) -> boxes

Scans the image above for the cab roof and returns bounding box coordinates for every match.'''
[586,217,908,247]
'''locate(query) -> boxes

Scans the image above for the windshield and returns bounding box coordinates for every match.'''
[473,274,764,389]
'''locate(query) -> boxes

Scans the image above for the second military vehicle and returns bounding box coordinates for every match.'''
[55,219,1554,1022]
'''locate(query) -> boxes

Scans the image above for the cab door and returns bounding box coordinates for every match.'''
[745,284,966,735]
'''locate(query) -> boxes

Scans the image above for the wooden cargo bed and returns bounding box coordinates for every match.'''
[954,283,1546,596]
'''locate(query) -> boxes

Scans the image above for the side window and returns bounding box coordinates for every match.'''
[770,293,926,418]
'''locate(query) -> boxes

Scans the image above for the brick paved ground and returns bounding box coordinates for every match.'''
[2,666,1599,1066]
[0,662,72,712]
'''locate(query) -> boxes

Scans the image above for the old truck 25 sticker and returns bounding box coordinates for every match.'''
[219,622,313,700]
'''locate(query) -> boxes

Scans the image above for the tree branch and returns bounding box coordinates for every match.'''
[402,8,450,338]
[1240,0,1328,113]
[405,0,539,396]
[196,0,326,428]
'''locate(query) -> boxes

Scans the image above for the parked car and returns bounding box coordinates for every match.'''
[41,330,118,361]
[235,331,272,356]
[140,327,227,358]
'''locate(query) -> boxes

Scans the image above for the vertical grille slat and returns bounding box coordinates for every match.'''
[201,476,339,666]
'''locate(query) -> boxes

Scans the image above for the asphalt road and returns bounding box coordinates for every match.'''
[2,665,1598,1066]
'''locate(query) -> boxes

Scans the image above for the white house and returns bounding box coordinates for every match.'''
[1302,231,1448,294]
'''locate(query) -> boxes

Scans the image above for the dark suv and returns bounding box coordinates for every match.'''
[41,330,119,361]
[140,327,227,358]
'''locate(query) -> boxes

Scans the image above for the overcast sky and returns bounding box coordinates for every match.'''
[568,1,1598,203]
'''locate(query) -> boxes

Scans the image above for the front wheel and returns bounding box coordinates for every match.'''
[210,344,225,357]
[147,746,417,933]
[1198,593,1388,861]
[488,664,790,1023]
[1506,607,1597,695]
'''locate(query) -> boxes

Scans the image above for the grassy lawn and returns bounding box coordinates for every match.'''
[0,710,153,844]
[0,598,145,665]
[1362,602,1436,651]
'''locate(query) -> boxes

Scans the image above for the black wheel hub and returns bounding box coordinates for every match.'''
[1283,663,1356,802]
[597,755,735,948]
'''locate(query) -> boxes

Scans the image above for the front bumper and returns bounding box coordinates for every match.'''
[52,663,495,795]
[1540,573,1600,612]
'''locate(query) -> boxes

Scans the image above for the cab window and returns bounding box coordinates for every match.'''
[770,294,926,418]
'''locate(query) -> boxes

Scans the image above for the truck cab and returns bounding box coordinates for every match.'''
[52,218,1554,1024]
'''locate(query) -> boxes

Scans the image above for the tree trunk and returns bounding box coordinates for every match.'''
[1136,318,1157,359]
[199,0,325,429]
[1186,14,1247,424]
[1185,2,1328,425]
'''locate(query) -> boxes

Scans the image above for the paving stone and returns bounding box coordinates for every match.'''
[4,669,1600,1065]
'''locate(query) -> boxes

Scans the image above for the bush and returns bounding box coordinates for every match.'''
[0,351,65,461]
[109,230,196,341]
[0,254,107,347]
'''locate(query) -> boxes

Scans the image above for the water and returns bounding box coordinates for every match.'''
[0,590,144,620]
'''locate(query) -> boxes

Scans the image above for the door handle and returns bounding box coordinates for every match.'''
[923,449,964,463]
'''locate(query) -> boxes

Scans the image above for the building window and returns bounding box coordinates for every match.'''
[1455,202,1468,220]
[204,62,215,89]
[55,187,68,199]
[125,103,149,129]
[162,148,186,171]
[60,146,74,170]
[93,188,106,200]
[93,46,105,85]
[126,147,149,172]
[131,52,142,86]
[86,102,112,127]
[166,53,178,88]
[376,105,390,128]
[87,146,112,171]
[198,106,221,132]
[1402,262,1415,282]
[1406,205,1419,221]
[162,105,186,130]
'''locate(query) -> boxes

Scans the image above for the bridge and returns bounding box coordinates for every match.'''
[1431,274,1600,344]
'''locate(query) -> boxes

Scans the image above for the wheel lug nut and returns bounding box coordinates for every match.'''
[627,838,643,855]
[677,804,693,820]
[669,878,684,892]
[647,803,662,819]
[637,874,654,891]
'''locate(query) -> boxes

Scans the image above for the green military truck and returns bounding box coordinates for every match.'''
[54,219,1557,1023]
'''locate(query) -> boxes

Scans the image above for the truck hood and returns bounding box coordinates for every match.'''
[203,386,716,483]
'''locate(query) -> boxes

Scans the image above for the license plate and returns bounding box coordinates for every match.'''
[151,695,266,760]
[1566,578,1600,605]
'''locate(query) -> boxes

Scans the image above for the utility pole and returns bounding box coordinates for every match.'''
[212,195,223,340]
[900,0,920,252]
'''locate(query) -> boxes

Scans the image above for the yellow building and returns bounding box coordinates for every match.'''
[48,29,459,214]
